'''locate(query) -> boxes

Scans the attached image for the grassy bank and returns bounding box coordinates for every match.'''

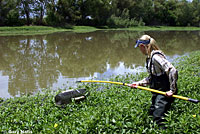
[0,26,101,36]
[0,51,200,133]
[0,26,71,36]
[0,26,200,36]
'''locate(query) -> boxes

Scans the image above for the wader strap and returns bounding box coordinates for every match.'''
[149,52,165,76]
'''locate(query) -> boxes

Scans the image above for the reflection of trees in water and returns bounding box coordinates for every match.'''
[0,35,60,96]
[145,31,200,55]
[0,31,199,96]
[52,31,144,77]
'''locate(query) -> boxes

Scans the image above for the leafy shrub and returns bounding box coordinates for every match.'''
[107,15,145,28]
[107,9,145,28]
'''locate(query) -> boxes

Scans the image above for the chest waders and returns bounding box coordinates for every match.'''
[147,52,177,126]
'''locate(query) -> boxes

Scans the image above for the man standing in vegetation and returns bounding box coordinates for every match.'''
[129,35,178,129]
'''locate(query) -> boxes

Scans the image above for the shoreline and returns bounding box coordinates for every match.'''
[0,26,200,36]
[0,50,199,101]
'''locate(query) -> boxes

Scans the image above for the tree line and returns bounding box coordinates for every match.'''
[0,0,200,27]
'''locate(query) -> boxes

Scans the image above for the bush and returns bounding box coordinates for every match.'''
[107,15,145,28]
[107,9,145,28]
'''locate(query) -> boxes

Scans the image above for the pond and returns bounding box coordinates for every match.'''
[0,30,200,98]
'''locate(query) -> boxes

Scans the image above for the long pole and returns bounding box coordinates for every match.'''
[77,80,199,104]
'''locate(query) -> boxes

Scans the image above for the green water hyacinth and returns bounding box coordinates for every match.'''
[0,51,200,133]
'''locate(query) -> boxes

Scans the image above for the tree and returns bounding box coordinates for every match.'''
[175,0,193,26]
[0,0,199,27]
[82,0,112,26]
[33,0,48,25]
[0,0,20,26]
[152,0,167,25]
[164,0,178,26]
[191,0,200,26]
[45,0,61,26]
[56,0,81,25]
[18,0,34,25]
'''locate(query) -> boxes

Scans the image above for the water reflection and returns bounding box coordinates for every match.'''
[0,31,199,98]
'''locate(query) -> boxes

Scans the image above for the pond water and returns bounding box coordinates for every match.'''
[0,30,200,98]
